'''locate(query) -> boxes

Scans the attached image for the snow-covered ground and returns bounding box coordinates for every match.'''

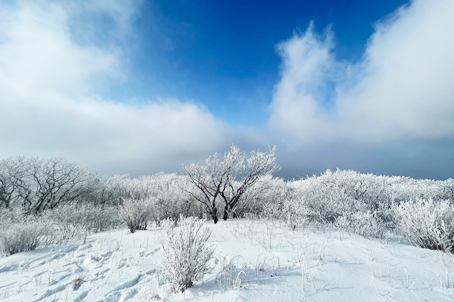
[1,219,454,302]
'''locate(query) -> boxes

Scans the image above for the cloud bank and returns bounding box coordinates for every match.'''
[1,0,453,179]
[0,0,231,175]
[270,0,454,143]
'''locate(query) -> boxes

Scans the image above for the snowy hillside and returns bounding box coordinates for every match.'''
[2,219,454,302]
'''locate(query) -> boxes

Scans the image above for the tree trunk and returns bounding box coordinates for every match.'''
[211,207,218,224]
[222,204,237,221]
[222,208,229,221]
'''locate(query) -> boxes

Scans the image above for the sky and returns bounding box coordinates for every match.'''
[1,0,453,180]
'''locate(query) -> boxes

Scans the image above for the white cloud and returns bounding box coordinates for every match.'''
[4,0,452,179]
[0,0,231,175]
[269,0,454,143]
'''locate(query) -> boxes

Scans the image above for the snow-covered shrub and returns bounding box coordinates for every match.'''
[288,171,356,223]
[261,200,283,220]
[281,198,310,231]
[440,179,454,201]
[335,211,385,239]
[148,174,195,222]
[98,174,151,204]
[119,198,154,233]
[159,217,177,229]
[235,175,286,218]
[0,223,46,256]
[101,173,194,222]
[0,209,55,256]
[287,169,419,226]
[160,215,214,293]
[287,177,360,224]
[388,177,446,206]
[44,203,121,241]
[86,205,122,233]
[393,199,454,252]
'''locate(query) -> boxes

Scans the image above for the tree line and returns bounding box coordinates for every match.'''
[2,146,454,253]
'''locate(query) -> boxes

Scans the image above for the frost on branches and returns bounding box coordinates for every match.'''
[160,215,214,293]
[0,157,98,213]
[393,199,454,252]
[118,198,154,233]
[0,208,55,256]
[183,145,279,223]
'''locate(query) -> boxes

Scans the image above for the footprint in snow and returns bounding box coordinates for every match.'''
[0,264,19,273]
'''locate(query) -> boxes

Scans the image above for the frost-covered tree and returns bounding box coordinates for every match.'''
[0,159,24,208]
[0,157,99,213]
[183,145,279,223]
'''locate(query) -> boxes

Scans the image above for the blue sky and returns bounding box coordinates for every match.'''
[1,0,453,180]
[111,0,409,126]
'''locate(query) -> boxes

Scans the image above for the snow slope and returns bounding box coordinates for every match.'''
[1,219,454,301]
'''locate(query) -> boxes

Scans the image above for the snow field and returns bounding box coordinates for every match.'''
[1,219,454,301]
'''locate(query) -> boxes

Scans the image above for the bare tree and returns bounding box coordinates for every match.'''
[0,158,30,209]
[183,145,279,223]
[0,157,99,213]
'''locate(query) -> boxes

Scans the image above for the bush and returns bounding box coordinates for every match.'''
[0,209,55,256]
[280,198,310,231]
[393,199,454,252]
[45,203,121,241]
[100,173,194,221]
[160,215,214,293]
[287,170,369,224]
[0,202,122,256]
[235,175,287,218]
[119,198,154,233]
[86,205,122,233]
[335,211,385,239]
